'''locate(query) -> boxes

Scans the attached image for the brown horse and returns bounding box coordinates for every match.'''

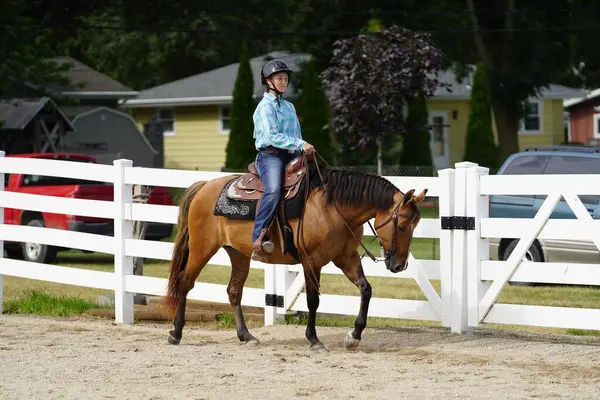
[164,159,427,351]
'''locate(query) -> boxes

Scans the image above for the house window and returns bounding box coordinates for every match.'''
[594,114,600,139]
[520,100,542,134]
[219,106,231,135]
[156,108,175,136]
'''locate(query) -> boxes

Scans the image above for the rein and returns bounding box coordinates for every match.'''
[298,151,408,263]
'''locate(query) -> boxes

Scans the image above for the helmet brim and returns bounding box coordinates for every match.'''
[262,69,293,85]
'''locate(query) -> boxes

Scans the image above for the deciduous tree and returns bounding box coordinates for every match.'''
[0,0,71,98]
[321,25,446,174]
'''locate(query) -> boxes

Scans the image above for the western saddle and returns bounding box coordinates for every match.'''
[225,155,311,261]
[226,156,307,202]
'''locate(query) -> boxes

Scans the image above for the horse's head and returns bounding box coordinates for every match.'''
[374,188,427,273]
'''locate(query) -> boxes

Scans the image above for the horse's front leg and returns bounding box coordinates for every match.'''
[333,251,372,351]
[304,267,327,352]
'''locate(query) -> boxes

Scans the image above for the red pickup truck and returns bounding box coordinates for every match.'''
[2,153,174,263]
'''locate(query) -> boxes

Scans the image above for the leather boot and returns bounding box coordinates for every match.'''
[251,228,275,261]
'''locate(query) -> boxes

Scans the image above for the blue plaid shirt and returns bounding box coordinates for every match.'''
[253,92,306,151]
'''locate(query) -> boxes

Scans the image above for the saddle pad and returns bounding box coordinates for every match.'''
[214,177,308,221]
[214,178,257,220]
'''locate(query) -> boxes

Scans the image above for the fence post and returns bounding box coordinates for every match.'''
[0,151,4,314]
[263,261,277,326]
[466,165,491,327]
[450,161,478,333]
[114,159,135,324]
[275,264,297,322]
[437,168,455,328]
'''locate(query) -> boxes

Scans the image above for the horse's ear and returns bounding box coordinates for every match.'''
[413,189,428,204]
[402,189,415,205]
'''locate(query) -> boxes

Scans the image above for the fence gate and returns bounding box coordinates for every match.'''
[466,164,600,331]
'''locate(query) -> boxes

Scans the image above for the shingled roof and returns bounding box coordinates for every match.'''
[432,67,586,100]
[48,56,138,97]
[0,97,74,130]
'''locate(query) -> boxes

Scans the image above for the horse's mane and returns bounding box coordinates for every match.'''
[306,162,399,210]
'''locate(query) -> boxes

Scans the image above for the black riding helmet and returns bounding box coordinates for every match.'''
[261,59,293,85]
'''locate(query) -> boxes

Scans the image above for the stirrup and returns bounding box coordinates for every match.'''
[261,240,275,254]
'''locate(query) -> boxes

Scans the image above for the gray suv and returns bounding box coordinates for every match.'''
[489,145,600,264]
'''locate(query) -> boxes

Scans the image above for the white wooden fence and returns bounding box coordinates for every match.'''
[0,153,598,334]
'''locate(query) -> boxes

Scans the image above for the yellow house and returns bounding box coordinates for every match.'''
[120,53,585,171]
[426,69,585,169]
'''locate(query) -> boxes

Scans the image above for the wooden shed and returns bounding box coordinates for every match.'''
[0,97,74,154]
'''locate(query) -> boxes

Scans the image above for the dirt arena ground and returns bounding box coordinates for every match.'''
[1,315,600,399]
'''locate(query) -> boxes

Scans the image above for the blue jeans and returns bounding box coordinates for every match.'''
[252,149,299,243]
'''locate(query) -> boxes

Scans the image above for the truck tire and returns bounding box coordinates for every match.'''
[21,219,57,264]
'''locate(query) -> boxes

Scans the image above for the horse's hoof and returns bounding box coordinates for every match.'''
[246,339,260,348]
[310,342,329,353]
[167,331,181,345]
[344,330,360,351]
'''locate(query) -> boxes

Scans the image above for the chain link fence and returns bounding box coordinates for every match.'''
[335,164,438,176]
[222,164,498,176]
[222,164,438,176]
[334,164,499,176]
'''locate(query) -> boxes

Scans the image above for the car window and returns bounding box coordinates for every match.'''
[21,174,105,187]
[544,155,600,174]
[20,158,106,187]
[502,155,549,175]
[501,155,549,199]
[543,155,600,204]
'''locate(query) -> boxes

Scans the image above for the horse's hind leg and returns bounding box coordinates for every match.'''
[333,251,372,351]
[224,246,260,347]
[168,243,218,345]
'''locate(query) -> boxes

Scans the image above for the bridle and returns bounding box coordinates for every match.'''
[367,201,416,263]
[299,152,417,264]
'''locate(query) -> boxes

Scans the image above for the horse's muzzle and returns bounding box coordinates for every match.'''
[386,261,408,273]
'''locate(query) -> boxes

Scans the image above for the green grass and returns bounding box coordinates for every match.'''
[567,329,600,337]
[3,290,110,316]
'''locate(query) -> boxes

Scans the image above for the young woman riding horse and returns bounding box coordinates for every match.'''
[164,60,428,352]
[250,59,314,261]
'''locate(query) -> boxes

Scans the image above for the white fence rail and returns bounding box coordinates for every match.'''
[0,152,599,334]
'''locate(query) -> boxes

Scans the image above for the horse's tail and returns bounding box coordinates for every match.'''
[164,180,207,316]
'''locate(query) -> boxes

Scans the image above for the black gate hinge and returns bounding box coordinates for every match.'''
[441,216,475,230]
[265,294,284,308]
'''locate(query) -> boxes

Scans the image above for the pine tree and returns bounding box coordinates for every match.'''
[463,63,499,169]
[295,59,335,164]
[224,41,256,171]
[399,95,433,174]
